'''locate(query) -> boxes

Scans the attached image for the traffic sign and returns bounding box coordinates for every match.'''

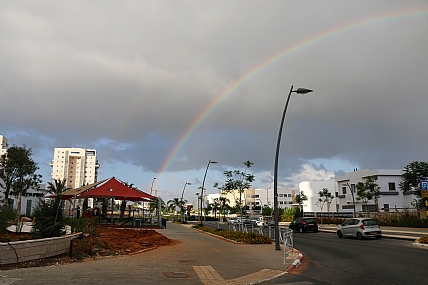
[420,180,428,190]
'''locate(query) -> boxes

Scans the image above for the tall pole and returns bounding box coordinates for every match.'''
[274,85,312,250]
[199,160,218,226]
[181,182,191,222]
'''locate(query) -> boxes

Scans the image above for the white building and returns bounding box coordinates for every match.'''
[0,134,7,157]
[298,181,336,212]
[204,187,296,217]
[254,188,296,210]
[50,147,100,208]
[299,169,417,215]
[335,169,415,213]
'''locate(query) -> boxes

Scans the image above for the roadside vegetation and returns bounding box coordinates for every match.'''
[193,225,272,244]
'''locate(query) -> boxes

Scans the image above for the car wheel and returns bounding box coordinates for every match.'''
[299,227,304,233]
[337,231,343,238]
[314,229,318,233]
[357,232,363,240]
[375,236,381,239]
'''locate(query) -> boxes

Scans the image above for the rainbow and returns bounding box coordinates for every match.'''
[156,7,428,185]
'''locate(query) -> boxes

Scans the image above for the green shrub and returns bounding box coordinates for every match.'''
[0,208,17,234]
[32,199,65,238]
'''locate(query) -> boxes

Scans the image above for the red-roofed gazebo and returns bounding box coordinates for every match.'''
[79,177,156,201]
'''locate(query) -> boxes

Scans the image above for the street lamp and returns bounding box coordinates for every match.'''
[150,177,156,195]
[199,160,218,226]
[265,187,271,206]
[274,85,313,250]
[180,182,191,222]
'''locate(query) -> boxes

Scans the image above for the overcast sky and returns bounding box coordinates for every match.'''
[1,1,427,203]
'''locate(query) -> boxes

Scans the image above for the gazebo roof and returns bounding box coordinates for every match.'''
[78,177,156,201]
[47,178,109,200]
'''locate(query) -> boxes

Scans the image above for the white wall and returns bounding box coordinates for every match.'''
[299,181,336,212]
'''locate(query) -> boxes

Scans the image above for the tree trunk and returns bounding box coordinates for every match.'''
[14,194,22,223]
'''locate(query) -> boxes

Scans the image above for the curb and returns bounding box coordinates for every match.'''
[285,252,304,273]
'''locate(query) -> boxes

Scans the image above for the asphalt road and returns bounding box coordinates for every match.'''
[260,231,428,285]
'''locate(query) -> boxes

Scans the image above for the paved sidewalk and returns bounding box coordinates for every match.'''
[1,222,296,285]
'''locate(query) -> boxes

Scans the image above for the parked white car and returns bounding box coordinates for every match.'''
[337,218,382,240]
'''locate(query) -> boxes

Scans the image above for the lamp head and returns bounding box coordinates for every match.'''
[210,160,218,164]
[295,88,313,94]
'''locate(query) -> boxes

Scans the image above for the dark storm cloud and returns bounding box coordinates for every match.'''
[1,1,427,191]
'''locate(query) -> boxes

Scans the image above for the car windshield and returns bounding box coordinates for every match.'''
[304,218,316,223]
[362,219,378,226]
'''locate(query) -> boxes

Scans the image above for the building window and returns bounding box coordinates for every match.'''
[384,204,390,212]
[388,183,396,191]
[255,194,259,198]
[279,194,283,197]
[342,186,346,194]
[288,194,292,197]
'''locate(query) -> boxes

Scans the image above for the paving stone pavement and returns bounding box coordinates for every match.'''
[1,222,296,285]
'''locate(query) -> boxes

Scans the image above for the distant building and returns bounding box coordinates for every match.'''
[335,169,415,213]
[204,187,296,217]
[299,169,417,215]
[0,134,7,157]
[50,147,100,208]
[298,181,336,212]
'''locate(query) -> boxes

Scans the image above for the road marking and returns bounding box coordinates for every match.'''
[193,266,283,285]
[193,266,226,284]
[0,276,21,285]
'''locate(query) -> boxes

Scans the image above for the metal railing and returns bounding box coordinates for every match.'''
[228,222,294,263]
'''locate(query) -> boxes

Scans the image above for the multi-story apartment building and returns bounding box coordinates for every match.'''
[253,188,296,210]
[50,147,100,208]
[0,134,8,157]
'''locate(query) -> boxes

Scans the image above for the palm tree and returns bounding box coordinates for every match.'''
[167,198,184,219]
[219,196,230,219]
[46,178,68,225]
[210,198,220,219]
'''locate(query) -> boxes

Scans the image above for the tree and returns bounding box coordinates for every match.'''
[45,178,68,225]
[218,195,230,219]
[0,151,14,211]
[0,145,42,221]
[356,175,381,212]
[261,204,273,216]
[400,161,428,210]
[214,160,255,219]
[294,191,308,216]
[317,188,333,216]
[33,178,67,238]
[167,198,185,219]
[210,198,220,219]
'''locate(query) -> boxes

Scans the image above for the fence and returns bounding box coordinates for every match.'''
[228,223,294,263]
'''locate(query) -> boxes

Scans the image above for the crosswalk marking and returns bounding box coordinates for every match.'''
[193,266,283,285]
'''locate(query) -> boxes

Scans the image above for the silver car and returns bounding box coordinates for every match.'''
[337,218,382,240]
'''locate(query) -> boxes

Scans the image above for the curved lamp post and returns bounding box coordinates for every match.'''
[199,160,218,225]
[274,85,313,250]
[180,182,191,222]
